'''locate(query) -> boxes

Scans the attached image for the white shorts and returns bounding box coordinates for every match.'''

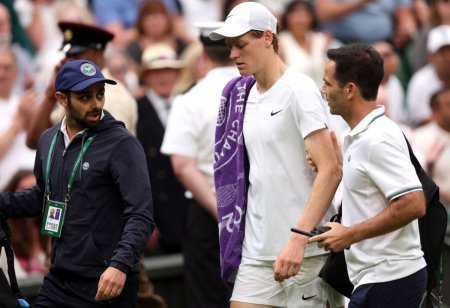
[231,255,344,308]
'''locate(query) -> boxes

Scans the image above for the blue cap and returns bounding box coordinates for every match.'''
[55,59,117,92]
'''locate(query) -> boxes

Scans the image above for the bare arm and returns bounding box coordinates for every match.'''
[171,154,217,220]
[273,128,342,281]
[294,129,342,231]
[310,190,426,251]
[26,4,45,51]
[315,0,376,22]
[26,91,55,149]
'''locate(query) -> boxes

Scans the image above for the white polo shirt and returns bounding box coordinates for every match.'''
[161,67,239,189]
[242,67,335,260]
[342,106,426,289]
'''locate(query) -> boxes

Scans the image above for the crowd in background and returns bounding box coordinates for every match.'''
[0,0,449,304]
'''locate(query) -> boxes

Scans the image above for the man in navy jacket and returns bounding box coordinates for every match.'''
[0,59,154,307]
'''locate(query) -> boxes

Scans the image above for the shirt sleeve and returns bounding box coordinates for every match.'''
[161,95,198,158]
[366,136,422,201]
[290,75,328,139]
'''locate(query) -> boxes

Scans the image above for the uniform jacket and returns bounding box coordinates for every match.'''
[0,111,154,279]
[136,95,188,253]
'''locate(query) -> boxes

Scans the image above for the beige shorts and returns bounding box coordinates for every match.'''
[231,255,344,308]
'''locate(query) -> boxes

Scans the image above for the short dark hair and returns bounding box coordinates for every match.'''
[204,45,233,65]
[327,44,384,101]
[430,87,450,111]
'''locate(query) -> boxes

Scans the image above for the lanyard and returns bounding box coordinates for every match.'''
[45,132,96,202]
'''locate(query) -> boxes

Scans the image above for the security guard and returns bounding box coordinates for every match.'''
[161,22,238,308]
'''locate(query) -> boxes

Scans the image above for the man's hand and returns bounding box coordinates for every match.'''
[273,235,308,282]
[308,222,352,252]
[16,90,39,129]
[95,267,126,301]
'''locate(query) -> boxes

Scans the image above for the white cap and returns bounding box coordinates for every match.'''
[209,2,277,41]
[427,25,450,53]
[195,21,225,38]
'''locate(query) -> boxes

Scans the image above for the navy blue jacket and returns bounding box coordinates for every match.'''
[0,111,154,279]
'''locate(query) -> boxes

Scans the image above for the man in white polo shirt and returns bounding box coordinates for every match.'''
[311,44,427,307]
[161,22,237,307]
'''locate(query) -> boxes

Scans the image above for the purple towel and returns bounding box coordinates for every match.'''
[214,75,256,286]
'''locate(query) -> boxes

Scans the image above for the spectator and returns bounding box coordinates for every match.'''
[315,0,417,49]
[0,3,35,94]
[0,0,34,56]
[413,87,450,205]
[137,43,189,255]
[279,0,341,87]
[90,0,138,49]
[0,47,38,191]
[373,40,408,124]
[257,0,296,19]
[104,49,140,98]
[409,0,449,73]
[406,24,450,126]
[126,0,186,70]
[161,22,237,307]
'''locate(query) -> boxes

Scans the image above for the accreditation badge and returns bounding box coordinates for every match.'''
[41,199,66,238]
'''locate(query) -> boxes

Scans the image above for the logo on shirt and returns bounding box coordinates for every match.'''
[82,162,90,171]
[270,109,282,116]
[302,294,316,300]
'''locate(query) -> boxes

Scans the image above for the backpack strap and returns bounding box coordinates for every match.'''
[0,213,28,307]
[403,135,446,305]
[4,239,21,296]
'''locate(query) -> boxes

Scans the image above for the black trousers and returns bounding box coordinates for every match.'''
[349,267,427,308]
[34,271,138,308]
[183,200,229,308]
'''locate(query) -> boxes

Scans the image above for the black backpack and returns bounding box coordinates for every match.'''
[0,212,28,308]
[405,138,447,305]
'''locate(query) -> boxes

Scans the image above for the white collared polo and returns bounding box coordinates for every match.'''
[342,106,426,289]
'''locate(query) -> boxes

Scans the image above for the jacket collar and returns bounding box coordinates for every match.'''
[60,110,105,147]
